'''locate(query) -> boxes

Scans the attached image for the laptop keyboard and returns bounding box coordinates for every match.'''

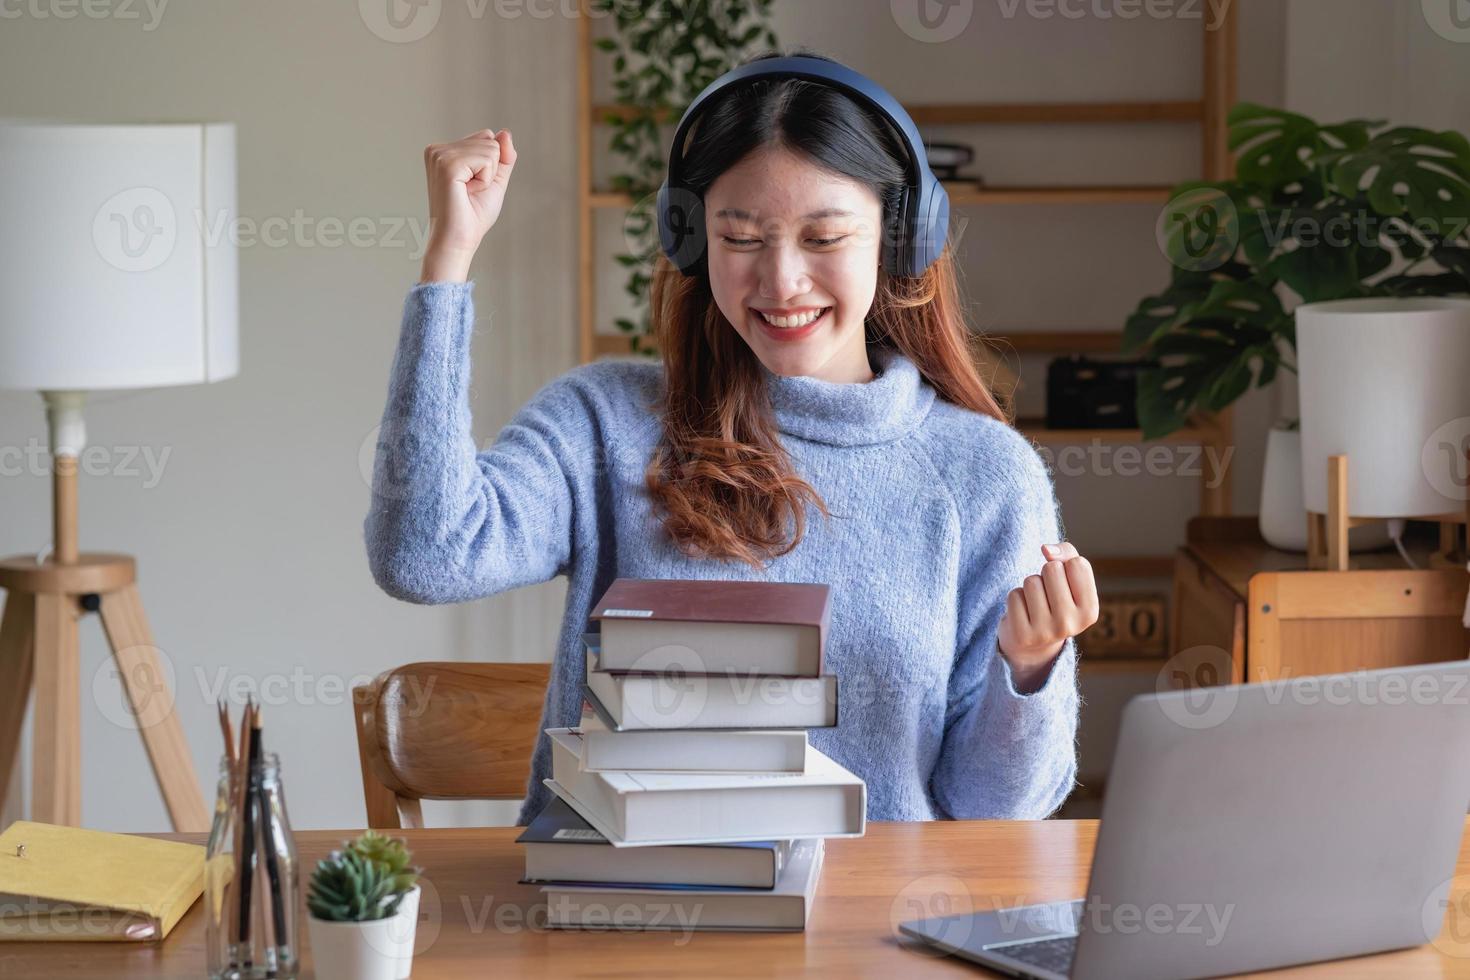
[992,934,1078,975]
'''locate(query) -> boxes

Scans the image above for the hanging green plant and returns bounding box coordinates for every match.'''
[1124,102,1470,439]
[590,0,780,355]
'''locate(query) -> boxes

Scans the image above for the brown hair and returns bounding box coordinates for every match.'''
[644,52,1008,569]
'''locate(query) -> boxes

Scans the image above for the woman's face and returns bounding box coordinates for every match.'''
[704,145,884,384]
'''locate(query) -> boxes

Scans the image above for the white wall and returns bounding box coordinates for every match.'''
[1,0,1287,832]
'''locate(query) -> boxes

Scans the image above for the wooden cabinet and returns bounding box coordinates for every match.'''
[1169,517,1470,686]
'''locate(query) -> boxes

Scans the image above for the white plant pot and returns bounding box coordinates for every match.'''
[307,886,420,980]
[1296,297,1470,519]
[1258,426,1393,553]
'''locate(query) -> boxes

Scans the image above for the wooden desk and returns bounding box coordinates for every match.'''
[1170,516,1469,687]
[4,819,1470,978]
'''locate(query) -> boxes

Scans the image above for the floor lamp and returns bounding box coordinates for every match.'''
[0,122,239,832]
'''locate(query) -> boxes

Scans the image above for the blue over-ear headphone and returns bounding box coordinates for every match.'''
[656,55,950,279]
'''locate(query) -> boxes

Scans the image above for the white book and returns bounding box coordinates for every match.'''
[584,643,838,731]
[545,728,867,847]
[578,708,809,773]
[543,838,824,932]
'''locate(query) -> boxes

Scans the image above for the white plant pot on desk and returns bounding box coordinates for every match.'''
[1295,297,1470,521]
[307,885,420,980]
[1259,424,1392,552]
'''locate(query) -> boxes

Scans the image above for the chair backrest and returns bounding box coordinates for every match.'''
[352,662,551,829]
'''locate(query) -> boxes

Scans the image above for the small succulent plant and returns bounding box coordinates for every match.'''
[346,830,422,895]
[307,849,404,922]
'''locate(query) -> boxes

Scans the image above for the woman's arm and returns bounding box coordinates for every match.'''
[929,444,1085,819]
[363,280,600,603]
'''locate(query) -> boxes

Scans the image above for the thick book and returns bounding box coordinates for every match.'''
[577,703,809,772]
[516,796,791,889]
[544,728,866,847]
[583,637,838,731]
[543,838,824,932]
[589,577,831,677]
[0,820,204,941]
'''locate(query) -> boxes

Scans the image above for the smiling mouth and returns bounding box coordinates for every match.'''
[752,310,834,337]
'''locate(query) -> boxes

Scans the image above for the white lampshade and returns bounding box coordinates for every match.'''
[0,122,238,391]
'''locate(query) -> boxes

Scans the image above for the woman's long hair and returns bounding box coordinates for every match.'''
[645,50,1008,569]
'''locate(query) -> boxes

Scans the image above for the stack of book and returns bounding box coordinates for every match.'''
[517,577,866,932]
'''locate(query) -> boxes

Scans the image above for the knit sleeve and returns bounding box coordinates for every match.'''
[362,281,602,604]
[929,436,1081,819]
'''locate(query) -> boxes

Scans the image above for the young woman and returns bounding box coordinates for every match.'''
[365,52,1099,825]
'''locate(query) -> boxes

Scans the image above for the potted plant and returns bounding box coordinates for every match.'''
[1125,103,1470,549]
[306,831,422,980]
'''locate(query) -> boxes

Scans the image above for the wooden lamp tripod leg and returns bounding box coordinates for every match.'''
[0,595,37,824]
[30,592,82,826]
[98,584,211,832]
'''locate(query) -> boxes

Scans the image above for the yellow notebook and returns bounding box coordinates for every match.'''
[0,820,205,942]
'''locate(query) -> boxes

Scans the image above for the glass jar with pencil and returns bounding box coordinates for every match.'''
[206,697,301,980]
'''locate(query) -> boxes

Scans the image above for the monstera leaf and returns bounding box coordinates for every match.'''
[1325,127,1470,225]
[1127,277,1292,440]
[1227,103,1376,188]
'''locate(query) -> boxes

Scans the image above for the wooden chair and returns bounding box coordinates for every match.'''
[352,662,550,829]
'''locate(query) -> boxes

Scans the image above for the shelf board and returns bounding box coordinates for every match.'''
[587,185,1172,209]
[592,101,1204,127]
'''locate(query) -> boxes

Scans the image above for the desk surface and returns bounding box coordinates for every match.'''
[3,818,1469,978]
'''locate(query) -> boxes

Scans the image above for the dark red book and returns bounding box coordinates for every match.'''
[588,578,831,677]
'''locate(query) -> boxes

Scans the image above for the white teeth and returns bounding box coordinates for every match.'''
[757,307,827,328]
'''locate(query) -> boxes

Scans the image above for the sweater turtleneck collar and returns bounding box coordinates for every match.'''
[757,345,937,447]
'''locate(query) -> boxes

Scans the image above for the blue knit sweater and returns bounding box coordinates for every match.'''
[364,281,1080,824]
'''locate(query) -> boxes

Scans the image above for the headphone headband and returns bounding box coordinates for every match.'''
[656,55,950,279]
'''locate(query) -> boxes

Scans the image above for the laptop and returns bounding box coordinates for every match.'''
[900,659,1470,979]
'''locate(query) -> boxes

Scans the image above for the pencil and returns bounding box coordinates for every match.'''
[235,698,259,959]
[253,704,289,960]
